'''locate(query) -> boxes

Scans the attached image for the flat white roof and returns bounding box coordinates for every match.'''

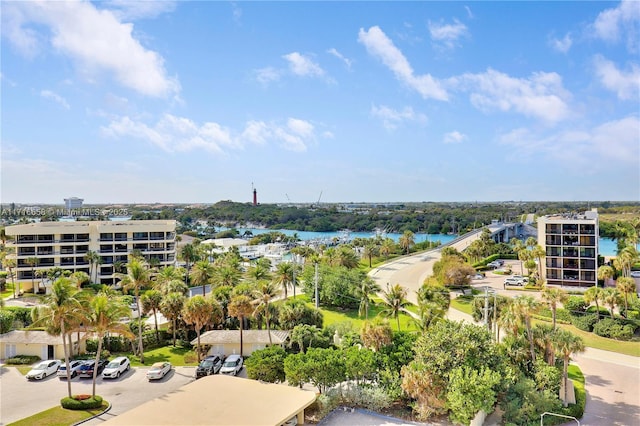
[103,375,316,425]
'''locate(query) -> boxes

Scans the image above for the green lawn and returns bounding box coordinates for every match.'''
[112,346,198,367]
[318,303,418,332]
[1,282,16,299]
[450,297,474,316]
[8,402,109,426]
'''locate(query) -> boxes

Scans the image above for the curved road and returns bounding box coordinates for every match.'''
[368,243,640,426]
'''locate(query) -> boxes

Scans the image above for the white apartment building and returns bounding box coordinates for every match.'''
[5,220,176,291]
[537,209,599,288]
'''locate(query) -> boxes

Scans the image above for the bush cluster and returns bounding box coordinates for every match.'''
[60,395,104,410]
[592,318,636,341]
[5,355,40,365]
[570,314,599,332]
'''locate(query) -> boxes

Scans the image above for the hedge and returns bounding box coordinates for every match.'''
[61,395,104,410]
[5,355,40,365]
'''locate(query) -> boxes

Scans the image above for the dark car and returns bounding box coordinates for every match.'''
[78,359,109,378]
[195,355,223,379]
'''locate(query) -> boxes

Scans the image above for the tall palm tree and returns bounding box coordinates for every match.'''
[336,246,359,269]
[357,277,381,320]
[84,250,100,284]
[160,292,186,347]
[616,277,637,317]
[25,257,39,293]
[415,284,450,331]
[154,266,186,294]
[510,238,526,275]
[615,246,639,277]
[552,329,585,407]
[228,294,253,357]
[380,283,408,331]
[525,237,537,250]
[584,286,604,322]
[183,295,214,362]
[33,278,82,398]
[213,264,241,288]
[602,287,621,318]
[510,295,540,363]
[4,258,17,298]
[141,290,163,343]
[532,324,557,366]
[541,286,568,330]
[398,231,415,255]
[116,258,150,362]
[69,271,90,290]
[246,263,271,282]
[531,245,546,279]
[380,238,395,259]
[252,280,280,345]
[273,262,294,299]
[190,260,215,296]
[597,265,615,288]
[87,293,132,396]
[180,243,200,285]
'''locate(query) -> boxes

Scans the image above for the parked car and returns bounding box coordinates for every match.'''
[26,360,61,380]
[220,354,243,376]
[102,356,131,379]
[487,261,501,269]
[630,271,640,278]
[504,276,527,286]
[195,355,223,379]
[57,360,84,379]
[146,362,172,381]
[77,359,109,378]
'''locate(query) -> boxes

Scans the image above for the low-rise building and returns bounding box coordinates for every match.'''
[0,330,86,360]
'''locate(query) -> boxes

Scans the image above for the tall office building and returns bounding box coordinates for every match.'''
[537,209,599,288]
[64,197,84,210]
[5,220,176,290]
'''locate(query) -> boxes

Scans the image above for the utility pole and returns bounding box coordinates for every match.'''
[314,262,319,309]
[292,255,297,298]
[484,286,489,331]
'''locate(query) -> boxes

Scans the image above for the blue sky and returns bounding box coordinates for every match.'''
[1,1,639,204]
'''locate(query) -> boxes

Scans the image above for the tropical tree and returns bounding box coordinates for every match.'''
[190,260,215,296]
[616,277,637,316]
[532,323,557,366]
[597,265,615,288]
[86,293,132,396]
[541,286,568,330]
[602,287,621,318]
[399,230,415,255]
[212,264,241,288]
[510,238,526,275]
[380,238,395,259]
[25,257,39,293]
[336,246,359,269]
[228,294,254,357]
[116,257,151,362]
[584,286,604,322]
[84,250,101,283]
[415,283,450,331]
[552,329,585,407]
[380,283,408,331]
[614,245,639,277]
[273,262,294,299]
[180,243,200,285]
[357,277,381,320]
[4,257,17,298]
[510,295,540,363]
[252,280,280,345]
[246,263,271,282]
[69,271,91,290]
[141,290,163,343]
[160,292,186,347]
[155,266,185,292]
[33,278,82,397]
[360,319,393,351]
[182,295,214,362]
[362,243,379,268]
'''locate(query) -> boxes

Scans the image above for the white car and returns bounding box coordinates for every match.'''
[102,356,131,379]
[26,360,61,380]
[220,355,243,376]
[630,271,640,278]
[57,360,84,379]
[146,362,172,380]
[504,276,527,286]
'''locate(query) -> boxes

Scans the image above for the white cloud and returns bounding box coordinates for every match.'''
[370,104,427,130]
[103,115,320,153]
[443,131,467,144]
[282,52,325,77]
[450,68,571,123]
[550,33,573,53]
[40,89,70,109]
[358,26,448,101]
[593,55,640,101]
[327,48,352,69]
[428,19,468,49]
[255,67,281,85]
[592,0,640,51]
[2,1,179,98]
[104,0,176,20]
[464,6,474,19]
[499,115,640,169]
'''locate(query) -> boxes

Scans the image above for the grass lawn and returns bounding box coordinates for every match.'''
[15,366,32,376]
[1,282,16,299]
[112,346,198,367]
[450,297,474,316]
[7,402,109,426]
[568,364,585,401]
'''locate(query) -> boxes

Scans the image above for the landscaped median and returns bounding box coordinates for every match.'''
[7,397,109,426]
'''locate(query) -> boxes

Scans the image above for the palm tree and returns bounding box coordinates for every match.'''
[180,243,200,285]
[532,324,557,366]
[379,283,408,331]
[228,294,253,357]
[614,246,639,277]
[597,265,615,288]
[510,238,526,275]
[246,263,271,282]
[398,231,415,255]
[116,258,150,362]
[415,284,450,331]
[33,278,82,397]
[160,292,186,347]
[154,266,186,294]
[357,277,381,320]
[616,277,637,317]
[552,329,585,407]
[525,236,537,250]
[362,243,379,268]
[141,290,163,343]
[531,245,546,278]
[87,293,132,396]
[252,281,280,345]
[273,262,294,299]
[25,257,39,293]
[84,250,100,283]
[190,260,215,296]
[182,295,214,362]
[379,238,395,259]
[69,271,90,290]
[602,287,621,318]
[510,295,540,363]
[212,264,241,288]
[584,286,604,322]
[4,258,17,298]
[541,286,568,330]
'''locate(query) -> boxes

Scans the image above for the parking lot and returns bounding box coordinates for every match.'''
[0,363,247,425]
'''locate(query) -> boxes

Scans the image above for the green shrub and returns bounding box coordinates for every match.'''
[571,314,598,332]
[564,296,587,316]
[60,395,104,410]
[4,306,33,327]
[0,310,15,333]
[6,355,40,365]
[593,318,635,341]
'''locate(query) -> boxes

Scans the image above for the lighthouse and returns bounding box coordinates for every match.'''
[252,186,257,206]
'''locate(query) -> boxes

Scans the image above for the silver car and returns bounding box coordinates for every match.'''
[26,360,61,380]
[220,355,243,376]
